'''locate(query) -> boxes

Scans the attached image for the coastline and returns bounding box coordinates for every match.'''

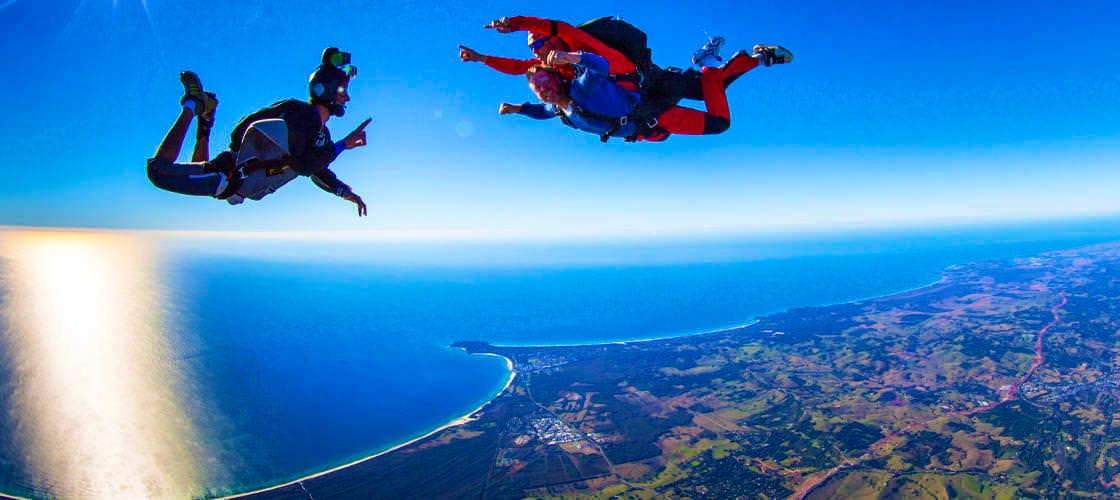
[488,276,949,351]
[221,353,517,499]
[220,272,965,498]
[490,319,762,350]
[211,246,1084,498]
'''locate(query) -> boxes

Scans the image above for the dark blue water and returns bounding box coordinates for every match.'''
[6,217,1120,495]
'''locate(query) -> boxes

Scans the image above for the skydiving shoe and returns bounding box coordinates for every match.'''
[197,92,218,130]
[752,45,794,67]
[179,71,218,121]
[692,35,725,68]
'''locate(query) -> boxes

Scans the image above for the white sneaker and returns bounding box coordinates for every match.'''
[752,45,793,66]
[692,36,725,68]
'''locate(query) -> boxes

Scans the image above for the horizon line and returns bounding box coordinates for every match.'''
[2,212,1120,244]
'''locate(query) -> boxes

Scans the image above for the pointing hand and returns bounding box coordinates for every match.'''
[343,117,372,149]
[459,45,486,63]
[485,17,515,33]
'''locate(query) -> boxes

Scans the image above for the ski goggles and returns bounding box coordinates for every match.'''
[529,36,552,50]
[338,64,358,79]
[327,49,358,79]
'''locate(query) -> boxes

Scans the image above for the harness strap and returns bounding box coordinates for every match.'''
[557,110,573,127]
[566,91,641,143]
[609,72,642,85]
[594,63,679,141]
[599,116,626,143]
[240,157,291,176]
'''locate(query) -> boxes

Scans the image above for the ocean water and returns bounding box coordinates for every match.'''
[3,218,1120,497]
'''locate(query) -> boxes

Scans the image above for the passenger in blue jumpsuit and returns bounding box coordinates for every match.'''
[512,51,643,139]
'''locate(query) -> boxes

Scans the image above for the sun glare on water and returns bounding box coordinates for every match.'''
[0,230,205,498]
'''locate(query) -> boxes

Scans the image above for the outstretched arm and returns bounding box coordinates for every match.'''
[460,45,536,75]
[506,102,559,120]
[485,56,537,75]
[311,167,366,216]
[310,167,352,198]
[332,118,371,216]
[499,103,523,115]
[494,16,636,74]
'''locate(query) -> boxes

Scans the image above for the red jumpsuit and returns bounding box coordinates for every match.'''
[653,53,760,138]
[483,16,637,84]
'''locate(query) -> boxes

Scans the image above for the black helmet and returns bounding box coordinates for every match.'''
[309,47,357,117]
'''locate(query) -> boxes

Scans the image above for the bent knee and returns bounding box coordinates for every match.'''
[147,158,173,189]
[147,157,171,173]
[703,116,730,135]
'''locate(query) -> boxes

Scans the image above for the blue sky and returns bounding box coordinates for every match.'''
[1,0,1118,238]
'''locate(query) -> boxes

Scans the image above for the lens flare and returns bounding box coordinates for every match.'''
[0,230,205,498]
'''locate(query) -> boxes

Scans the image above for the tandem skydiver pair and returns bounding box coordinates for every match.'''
[460,16,792,142]
[146,17,792,213]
